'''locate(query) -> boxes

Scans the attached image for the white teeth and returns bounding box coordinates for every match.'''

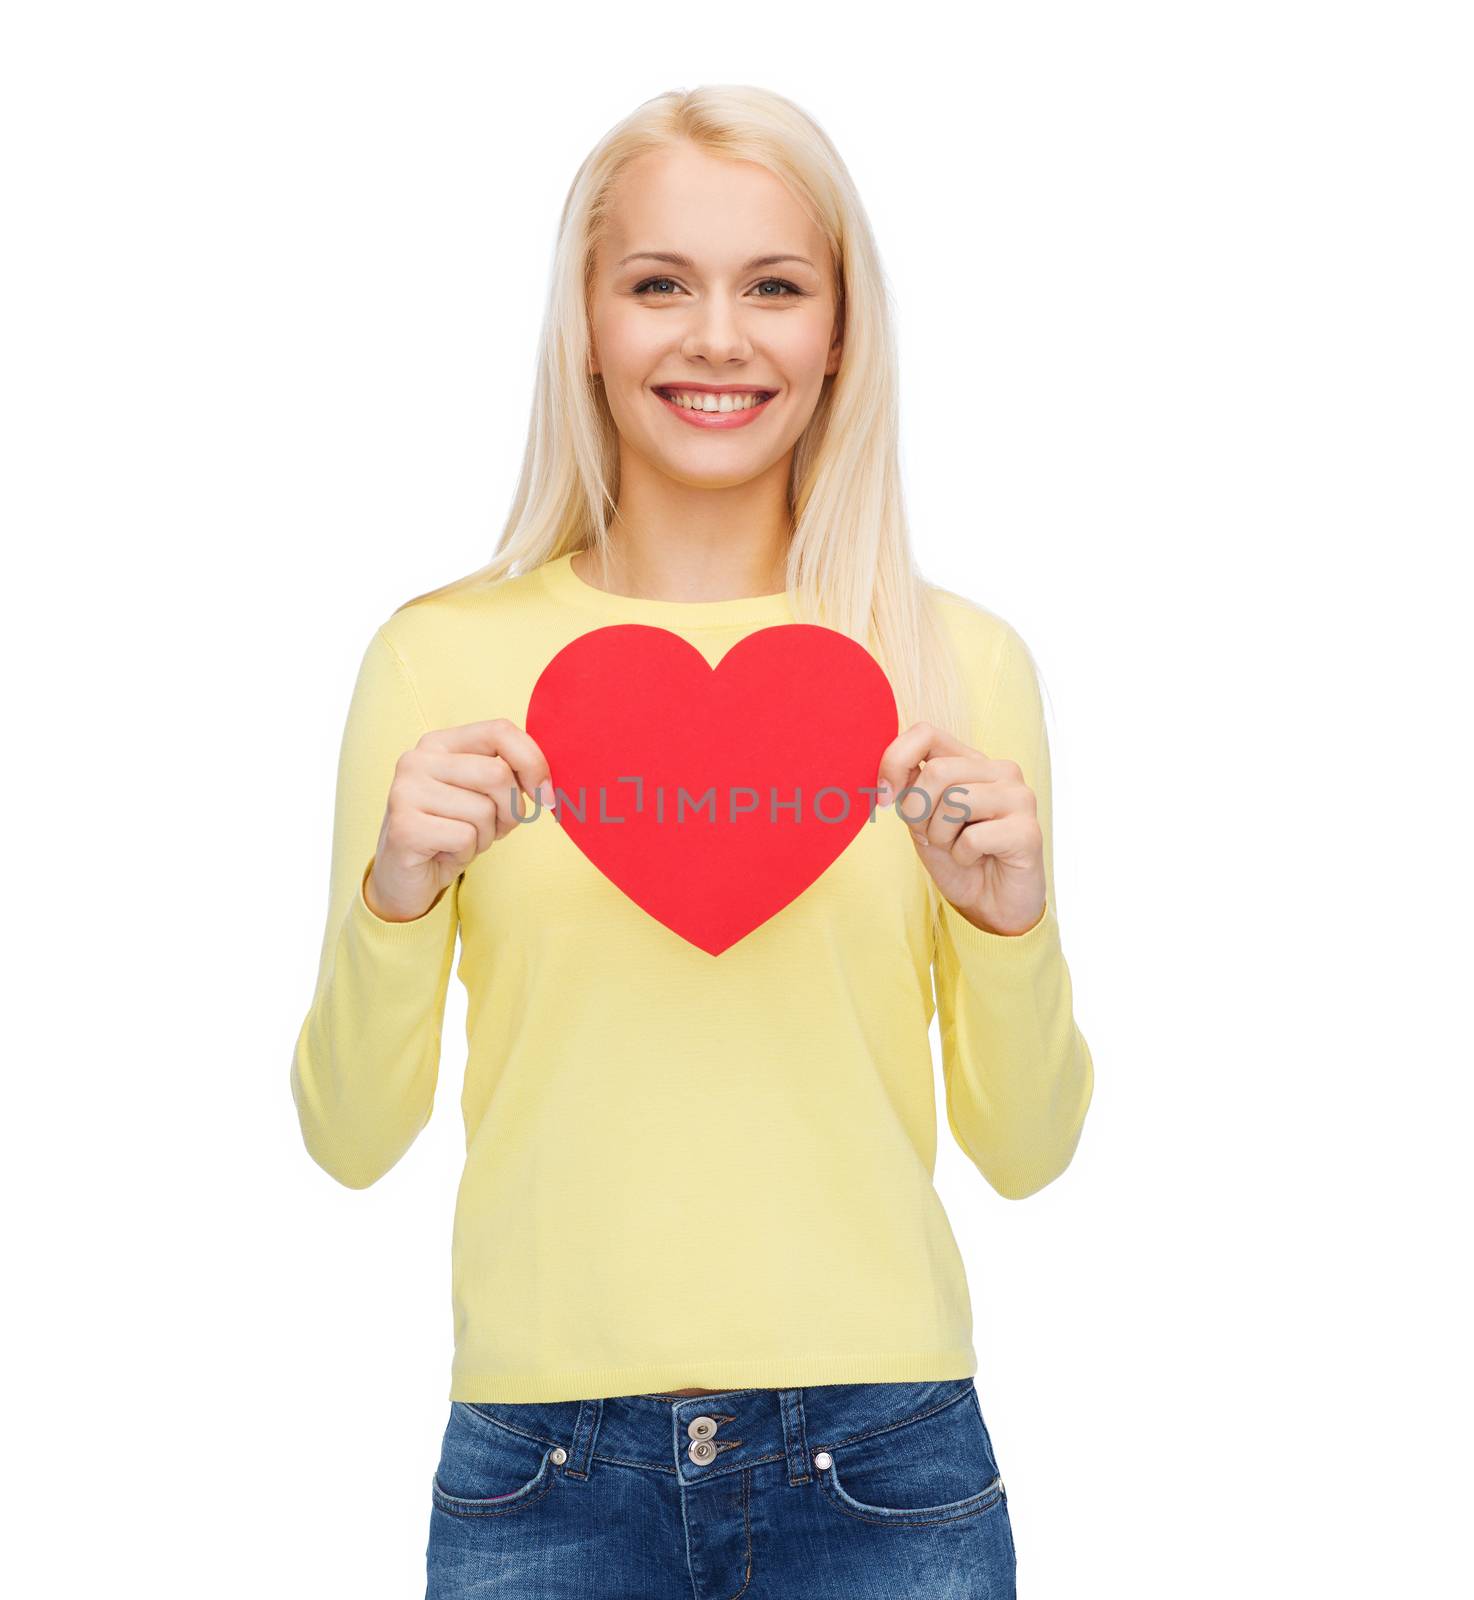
[659,389,771,413]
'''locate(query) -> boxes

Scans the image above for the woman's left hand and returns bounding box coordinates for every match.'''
[876,723,1047,937]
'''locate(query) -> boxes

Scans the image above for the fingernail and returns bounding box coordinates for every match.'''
[538,780,556,809]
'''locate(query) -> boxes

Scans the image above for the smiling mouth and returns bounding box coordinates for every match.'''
[652,388,778,425]
[655,387,776,410]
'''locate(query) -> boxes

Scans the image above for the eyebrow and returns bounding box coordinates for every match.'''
[616,251,818,272]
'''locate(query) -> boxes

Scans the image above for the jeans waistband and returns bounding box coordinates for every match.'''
[454,1377,977,1485]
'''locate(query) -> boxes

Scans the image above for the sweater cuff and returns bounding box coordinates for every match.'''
[349,858,457,946]
[939,896,1061,963]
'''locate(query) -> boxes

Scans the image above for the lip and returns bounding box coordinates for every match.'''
[652,385,777,430]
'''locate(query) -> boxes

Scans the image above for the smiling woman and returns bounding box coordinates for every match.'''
[292,82,1093,1600]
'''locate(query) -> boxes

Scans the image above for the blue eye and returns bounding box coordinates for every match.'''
[632,277,803,299]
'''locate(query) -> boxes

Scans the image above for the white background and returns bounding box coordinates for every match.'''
[5,3,1469,1595]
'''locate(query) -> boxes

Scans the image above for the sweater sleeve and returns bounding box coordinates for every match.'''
[289,626,460,1189]
[932,622,1095,1200]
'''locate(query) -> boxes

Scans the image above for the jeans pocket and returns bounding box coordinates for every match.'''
[814,1383,1005,1529]
[430,1401,563,1519]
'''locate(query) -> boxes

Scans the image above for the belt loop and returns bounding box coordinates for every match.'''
[776,1388,812,1484]
[562,1396,603,1479]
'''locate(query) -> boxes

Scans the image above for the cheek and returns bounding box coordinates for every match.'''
[592,324,660,431]
[774,316,838,389]
[593,308,662,381]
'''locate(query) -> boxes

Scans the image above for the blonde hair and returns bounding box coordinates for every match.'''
[398,83,971,740]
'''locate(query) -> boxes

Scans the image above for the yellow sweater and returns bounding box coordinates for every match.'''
[290,552,1094,1402]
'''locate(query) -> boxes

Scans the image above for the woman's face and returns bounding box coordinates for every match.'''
[588,143,842,491]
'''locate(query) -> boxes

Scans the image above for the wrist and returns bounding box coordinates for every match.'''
[948,897,1048,938]
[362,861,439,923]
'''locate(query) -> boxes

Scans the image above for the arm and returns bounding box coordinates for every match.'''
[289,626,460,1189]
[932,624,1095,1199]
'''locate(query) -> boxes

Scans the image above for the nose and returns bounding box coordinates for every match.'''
[680,300,751,367]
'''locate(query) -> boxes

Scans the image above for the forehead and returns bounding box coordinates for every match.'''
[598,144,826,270]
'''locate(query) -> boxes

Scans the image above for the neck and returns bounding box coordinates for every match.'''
[574,524,790,604]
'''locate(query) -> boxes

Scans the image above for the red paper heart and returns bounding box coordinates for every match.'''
[526,623,899,955]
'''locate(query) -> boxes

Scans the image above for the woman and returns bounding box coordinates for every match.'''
[291,84,1093,1599]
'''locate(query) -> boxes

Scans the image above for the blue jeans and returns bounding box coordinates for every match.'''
[426,1377,1017,1597]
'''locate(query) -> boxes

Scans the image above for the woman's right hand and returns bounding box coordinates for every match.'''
[364,717,555,923]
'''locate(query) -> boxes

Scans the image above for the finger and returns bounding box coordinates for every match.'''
[413,750,527,806]
[400,771,517,855]
[898,752,1027,820]
[908,779,1015,848]
[875,722,976,805]
[419,719,554,805]
[943,812,1043,870]
[390,810,482,870]
[910,771,1035,848]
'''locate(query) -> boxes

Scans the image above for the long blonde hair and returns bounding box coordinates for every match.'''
[398,83,971,740]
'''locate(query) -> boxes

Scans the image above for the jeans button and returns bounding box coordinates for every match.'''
[688,1438,718,1465]
[687,1415,719,1441]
